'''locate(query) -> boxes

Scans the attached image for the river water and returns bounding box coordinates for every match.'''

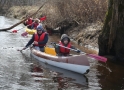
[0,16,124,90]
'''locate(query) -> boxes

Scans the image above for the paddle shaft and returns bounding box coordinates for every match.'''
[18,27,26,31]
[55,44,85,53]
[53,43,107,62]
[14,20,36,32]
[18,23,32,31]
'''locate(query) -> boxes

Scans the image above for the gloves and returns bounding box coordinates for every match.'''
[77,49,81,53]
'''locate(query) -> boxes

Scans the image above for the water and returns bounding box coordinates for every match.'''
[0,16,124,90]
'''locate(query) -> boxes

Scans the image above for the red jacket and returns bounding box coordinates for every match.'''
[33,23,39,29]
[59,41,71,54]
[34,32,46,46]
[26,18,33,26]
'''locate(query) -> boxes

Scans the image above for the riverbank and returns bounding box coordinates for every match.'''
[6,5,104,54]
[7,6,40,19]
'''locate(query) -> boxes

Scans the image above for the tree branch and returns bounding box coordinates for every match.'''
[0,1,47,31]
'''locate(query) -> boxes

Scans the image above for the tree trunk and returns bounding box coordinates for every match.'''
[98,0,124,62]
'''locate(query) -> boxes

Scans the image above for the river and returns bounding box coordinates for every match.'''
[0,16,124,90]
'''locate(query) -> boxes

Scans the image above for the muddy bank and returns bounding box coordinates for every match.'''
[66,22,103,50]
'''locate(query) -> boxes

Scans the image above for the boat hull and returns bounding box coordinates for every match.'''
[31,48,90,74]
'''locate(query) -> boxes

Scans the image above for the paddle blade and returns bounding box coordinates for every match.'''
[88,54,107,62]
[17,49,23,52]
[12,30,18,33]
[40,16,46,21]
[21,32,28,37]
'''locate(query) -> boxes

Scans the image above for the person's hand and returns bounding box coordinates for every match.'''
[34,41,38,45]
[17,47,27,52]
[22,47,27,50]
[77,49,81,53]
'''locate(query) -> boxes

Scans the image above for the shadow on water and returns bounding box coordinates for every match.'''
[29,56,89,90]
[97,61,124,90]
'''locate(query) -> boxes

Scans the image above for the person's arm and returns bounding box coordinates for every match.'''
[38,34,48,45]
[31,23,34,29]
[70,45,76,49]
[70,45,81,53]
[25,34,35,48]
[55,45,60,53]
[55,45,62,56]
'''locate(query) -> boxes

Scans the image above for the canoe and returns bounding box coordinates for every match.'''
[35,59,88,85]
[25,28,36,35]
[30,47,90,74]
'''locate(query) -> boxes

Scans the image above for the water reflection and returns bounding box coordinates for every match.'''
[2,16,124,90]
[0,16,99,90]
[30,58,89,89]
[97,61,124,90]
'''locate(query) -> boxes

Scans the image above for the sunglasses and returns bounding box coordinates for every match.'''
[37,30,42,31]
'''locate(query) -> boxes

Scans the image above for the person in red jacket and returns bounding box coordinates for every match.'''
[22,25,48,52]
[24,17,33,29]
[31,19,40,29]
[55,34,80,56]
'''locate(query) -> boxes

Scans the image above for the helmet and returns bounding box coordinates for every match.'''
[36,25,44,31]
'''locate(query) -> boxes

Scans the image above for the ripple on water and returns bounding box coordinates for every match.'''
[0,16,106,90]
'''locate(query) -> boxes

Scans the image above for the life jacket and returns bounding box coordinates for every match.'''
[34,32,46,46]
[33,23,39,29]
[26,18,33,26]
[59,41,71,55]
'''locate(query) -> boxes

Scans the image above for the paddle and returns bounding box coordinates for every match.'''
[17,47,27,52]
[12,27,25,33]
[51,42,107,62]
[21,24,34,37]
[39,16,46,22]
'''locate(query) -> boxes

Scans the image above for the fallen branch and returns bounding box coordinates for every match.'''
[0,1,47,31]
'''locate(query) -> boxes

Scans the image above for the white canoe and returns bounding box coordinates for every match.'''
[30,48,90,74]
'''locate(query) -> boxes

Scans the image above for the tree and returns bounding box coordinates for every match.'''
[98,0,124,62]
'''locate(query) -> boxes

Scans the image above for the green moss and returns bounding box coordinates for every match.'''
[102,0,113,35]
